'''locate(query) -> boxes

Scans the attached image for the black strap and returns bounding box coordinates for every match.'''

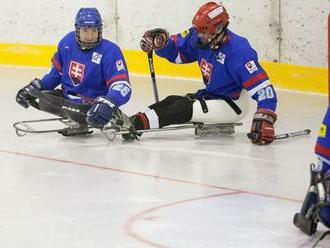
[222,97,242,115]
[186,92,242,115]
[27,98,40,110]
[199,99,208,113]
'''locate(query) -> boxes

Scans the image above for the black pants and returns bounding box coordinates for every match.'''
[148,95,194,128]
[36,89,90,125]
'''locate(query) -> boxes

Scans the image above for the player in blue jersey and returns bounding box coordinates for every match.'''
[132,2,277,144]
[294,106,330,240]
[15,7,131,135]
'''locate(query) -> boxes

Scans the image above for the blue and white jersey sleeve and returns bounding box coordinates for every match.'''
[155,27,198,64]
[227,47,277,112]
[41,39,64,90]
[315,106,330,163]
[103,45,131,107]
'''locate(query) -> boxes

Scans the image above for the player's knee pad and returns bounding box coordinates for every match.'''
[162,95,186,105]
[191,91,249,124]
[154,96,193,127]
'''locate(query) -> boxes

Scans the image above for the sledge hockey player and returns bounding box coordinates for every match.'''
[15,7,131,136]
[293,106,330,242]
[132,2,278,144]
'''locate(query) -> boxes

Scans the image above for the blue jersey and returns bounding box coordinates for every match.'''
[313,105,330,228]
[156,28,277,111]
[316,106,330,162]
[41,31,131,107]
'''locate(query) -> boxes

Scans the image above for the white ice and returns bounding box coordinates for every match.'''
[0,65,328,248]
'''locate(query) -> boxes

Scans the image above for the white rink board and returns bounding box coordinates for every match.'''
[1,0,330,66]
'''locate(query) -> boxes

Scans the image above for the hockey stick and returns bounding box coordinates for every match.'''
[247,129,311,141]
[147,52,160,103]
[275,129,311,140]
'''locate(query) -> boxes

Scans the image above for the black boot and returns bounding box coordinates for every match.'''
[293,212,318,236]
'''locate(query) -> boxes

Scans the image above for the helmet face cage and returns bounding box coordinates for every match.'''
[208,21,229,49]
[75,8,103,50]
[192,2,229,49]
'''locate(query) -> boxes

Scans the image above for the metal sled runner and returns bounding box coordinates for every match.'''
[13,117,311,142]
[13,117,92,137]
[13,88,311,141]
[102,122,243,141]
[13,88,244,139]
[13,117,243,140]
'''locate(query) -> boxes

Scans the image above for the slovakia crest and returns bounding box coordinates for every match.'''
[200,59,213,84]
[245,60,258,74]
[116,59,125,71]
[69,60,85,85]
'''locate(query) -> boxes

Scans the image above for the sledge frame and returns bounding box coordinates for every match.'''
[13,117,242,140]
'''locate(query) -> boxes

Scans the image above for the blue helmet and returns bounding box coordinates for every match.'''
[75,8,103,50]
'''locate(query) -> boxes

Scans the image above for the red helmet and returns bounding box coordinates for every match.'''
[192,2,229,37]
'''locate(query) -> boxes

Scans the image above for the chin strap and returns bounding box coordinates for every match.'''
[197,22,229,49]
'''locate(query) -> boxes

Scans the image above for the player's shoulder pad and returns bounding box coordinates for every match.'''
[99,39,123,55]
[227,30,253,52]
[57,31,76,49]
[225,30,258,62]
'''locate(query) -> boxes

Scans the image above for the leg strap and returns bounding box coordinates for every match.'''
[199,99,208,113]
[221,97,242,115]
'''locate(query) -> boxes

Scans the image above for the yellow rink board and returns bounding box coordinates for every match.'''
[0,43,327,94]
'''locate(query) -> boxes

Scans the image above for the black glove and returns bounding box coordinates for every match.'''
[16,78,43,108]
[87,96,117,128]
[247,108,277,145]
[140,28,169,53]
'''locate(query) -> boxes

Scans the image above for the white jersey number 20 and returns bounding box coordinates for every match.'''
[257,86,274,101]
[111,83,131,97]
